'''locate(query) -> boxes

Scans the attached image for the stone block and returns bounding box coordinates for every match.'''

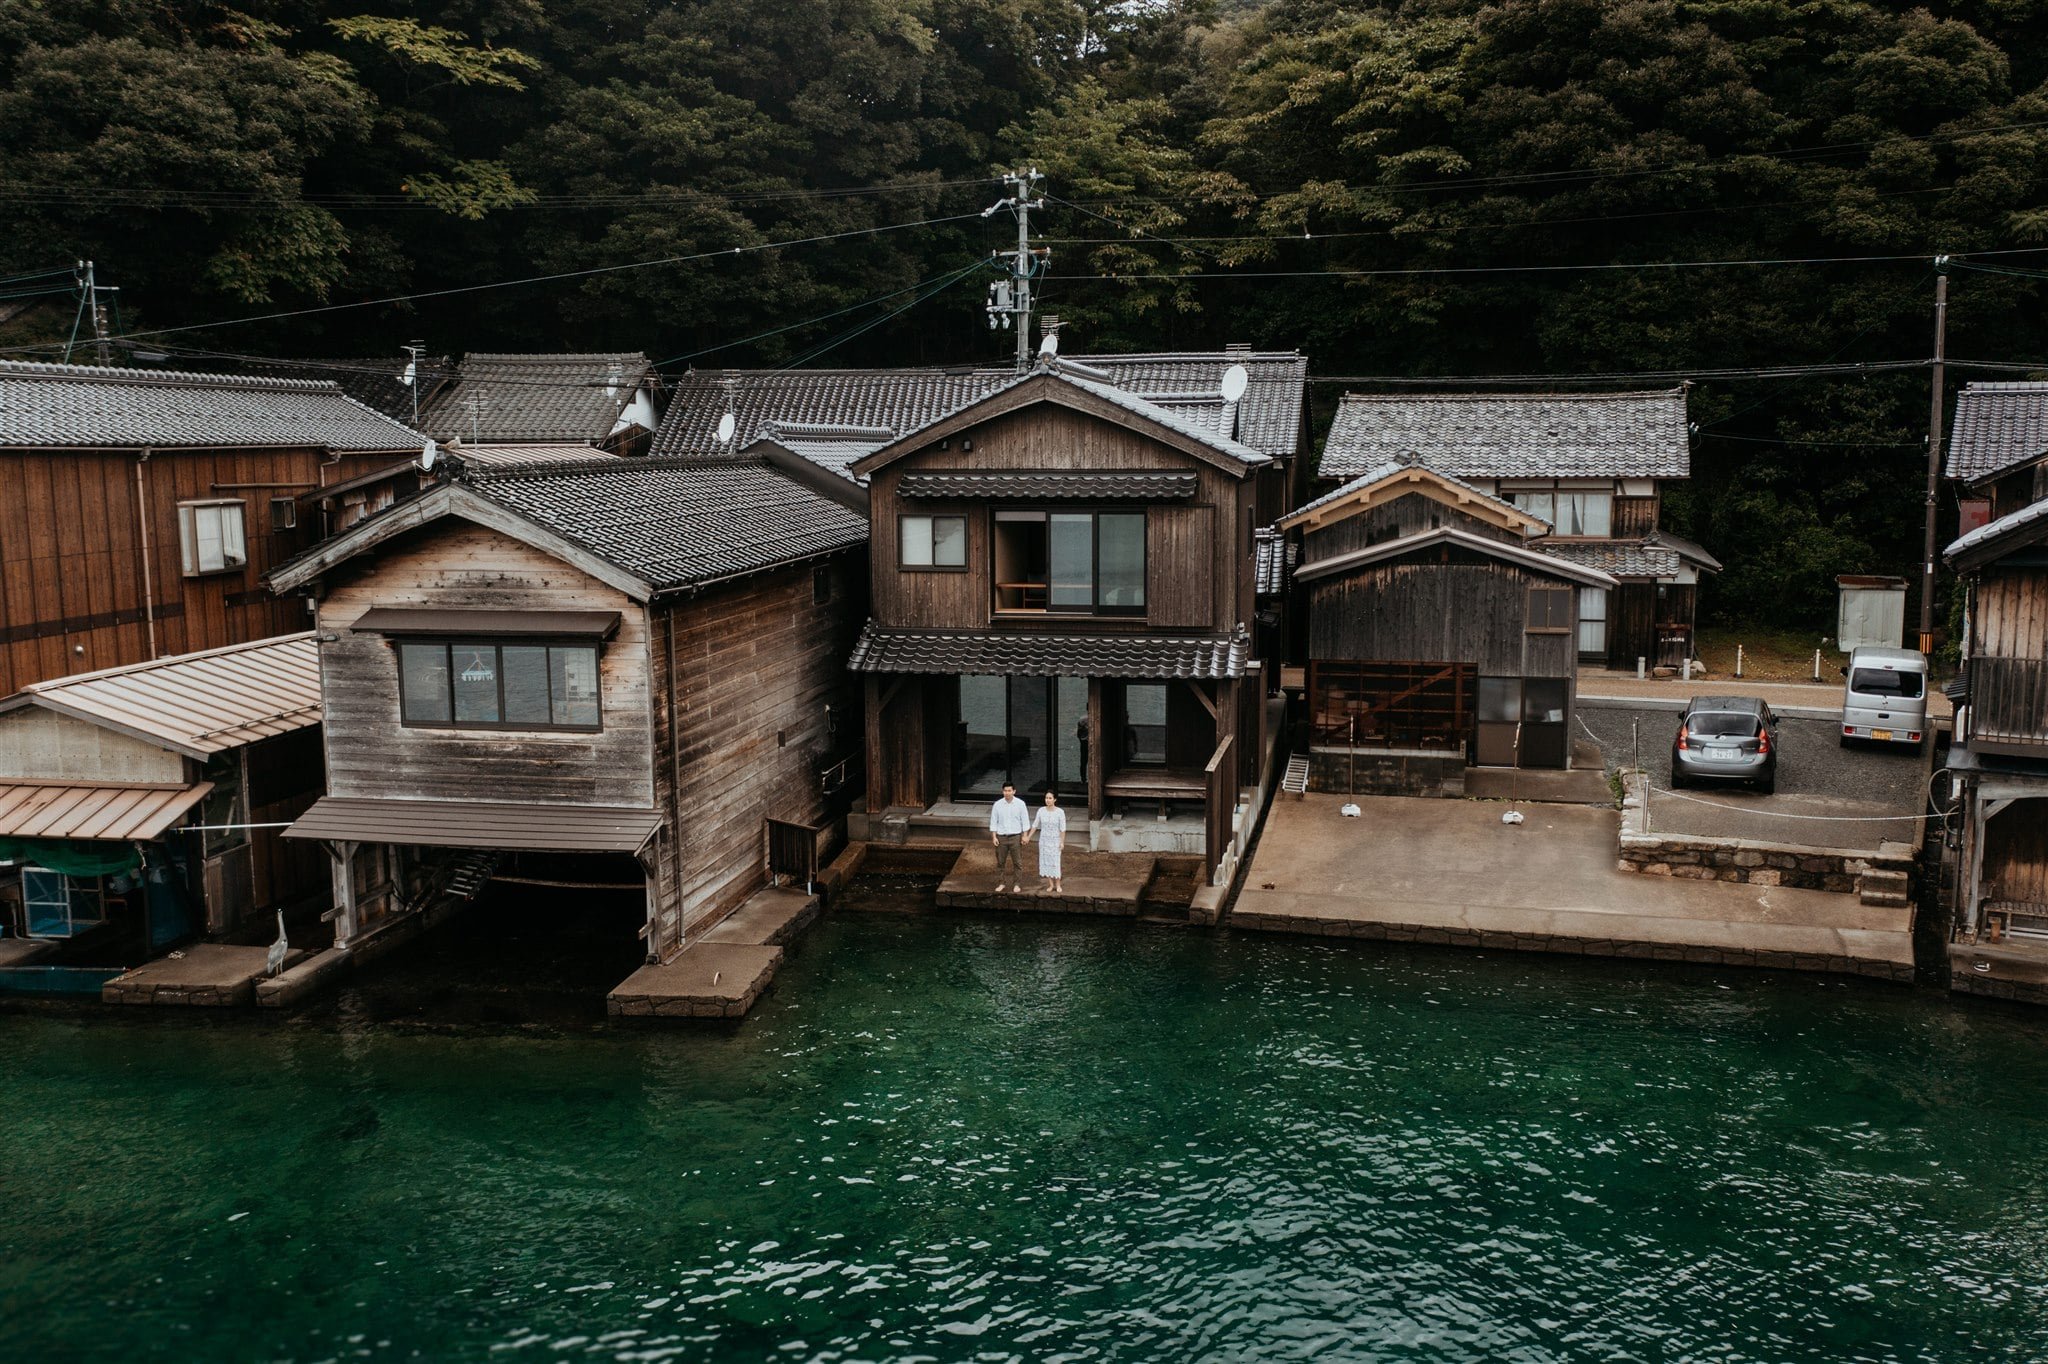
[1733,850,1766,868]
[1750,869,1782,887]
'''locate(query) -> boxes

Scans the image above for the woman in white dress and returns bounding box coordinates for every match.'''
[1026,789,1067,894]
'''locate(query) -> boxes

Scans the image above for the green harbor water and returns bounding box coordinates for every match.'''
[3,904,2047,1363]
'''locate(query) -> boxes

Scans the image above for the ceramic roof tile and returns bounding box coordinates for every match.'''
[0,359,426,451]
[847,625,1252,679]
[1537,540,1683,579]
[897,470,1198,500]
[1946,382,2048,483]
[1254,530,1297,596]
[1945,494,2048,565]
[1321,389,1691,480]
[419,352,651,444]
[238,355,452,423]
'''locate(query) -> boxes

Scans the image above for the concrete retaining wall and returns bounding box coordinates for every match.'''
[1618,774,1912,895]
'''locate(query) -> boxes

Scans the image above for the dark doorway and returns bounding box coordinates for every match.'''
[953,675,1087,799]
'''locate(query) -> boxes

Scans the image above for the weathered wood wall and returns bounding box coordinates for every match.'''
[0,448,405,694]
[315,520,656,807]
[0,705,185,782]
[1300,495,1520,564]
[1306,546,1577,679]
[1985,799,2048,907]
[649,550,866,950]
[1613,494,1660,537]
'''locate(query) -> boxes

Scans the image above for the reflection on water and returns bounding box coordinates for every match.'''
[2,908,2046,1363]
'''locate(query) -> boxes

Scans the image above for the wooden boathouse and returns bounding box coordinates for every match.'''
[268,452,867,976]
[1943,496,2048,1004]
[1275,456,1617,794]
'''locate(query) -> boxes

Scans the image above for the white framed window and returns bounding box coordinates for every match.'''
[1579,586,1609,655]
[269,495,298,532]
[177,499,248,575]
[1518,490,1611,537]
[899,514,967,568]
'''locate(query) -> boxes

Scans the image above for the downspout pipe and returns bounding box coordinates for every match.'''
[134,447,159,660]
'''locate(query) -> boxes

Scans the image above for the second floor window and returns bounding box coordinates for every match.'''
[900,514,966,568]
[397,640,602,731]
[1518,490,1612,537]
[178,500,248,575]
[993,510,1146,614]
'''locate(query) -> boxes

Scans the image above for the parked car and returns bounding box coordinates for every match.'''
[1839,646,1928,749]
[1672,696,1779,793]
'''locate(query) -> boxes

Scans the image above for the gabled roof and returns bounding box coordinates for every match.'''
[744,421,895,484]
[846,366,1268,481]
[1946,495,2048,571]
[652,349,1309,464]
[0,359,426,452]
[271,458,867,599]
[0,633,320,759]
[1320,388,1691,481]
[1295,525,1620,589]
[1277,458,1547,535]
[1538,540,1682,580]
[418,352,653,445]
[1946,382,2048,484]
[238,355,452,424]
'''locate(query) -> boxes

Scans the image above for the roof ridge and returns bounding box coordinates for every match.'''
[1339,388,1686,402]
[461,453,758,481]
[0,358,347,395]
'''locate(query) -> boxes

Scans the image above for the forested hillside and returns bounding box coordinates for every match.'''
[4,1,2046,626]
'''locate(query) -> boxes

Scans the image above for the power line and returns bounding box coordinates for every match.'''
[0,176,1000,213]
[776,262,989,371]
[1309,360,1928,385]
[659,264,992,367]
[1050,247,2048,284]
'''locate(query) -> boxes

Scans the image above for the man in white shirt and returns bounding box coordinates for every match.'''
[989,782,1029,893]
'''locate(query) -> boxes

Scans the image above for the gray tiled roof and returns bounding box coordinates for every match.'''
[654,350,1308,462]
[0,358,426,451]
[1254,530,1297,596]
[1321,389,1691,481]
[239,355,452,423]
[1537,539,1682,579]
[462,456,866,592]
[1946,494,2048,567]
[1946,382,2048,483]
[451,443,617,470]
[848,625,1251,679]
[419,352,651,444]
[747,422,895,483]
[897,470,1199,501]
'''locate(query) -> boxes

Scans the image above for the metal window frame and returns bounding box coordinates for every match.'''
[898,513,970,571]
[395,637,604,733]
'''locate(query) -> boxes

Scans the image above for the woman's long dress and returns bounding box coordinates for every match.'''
[1034,806,1067,879]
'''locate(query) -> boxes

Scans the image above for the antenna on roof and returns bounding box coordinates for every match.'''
[464,394,486,444]
[400,341,425,424]
[716,376,738,445]
[419,439,439,473]
[1220,363,1250,405]
[1037,330,1059,361]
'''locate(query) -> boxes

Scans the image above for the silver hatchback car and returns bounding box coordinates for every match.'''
[1671,696,1779,794]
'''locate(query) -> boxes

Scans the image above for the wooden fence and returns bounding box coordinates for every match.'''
[766,817,821,887]
[1970,656,2048,754]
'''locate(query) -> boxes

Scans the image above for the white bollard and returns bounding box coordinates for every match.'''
[1736,644,1744,678]
[1812,648,1822,682]
[1637,656,1647,680]
[1681,657,1692,682]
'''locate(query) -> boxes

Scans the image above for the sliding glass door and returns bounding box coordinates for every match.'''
[954,675,1088,799]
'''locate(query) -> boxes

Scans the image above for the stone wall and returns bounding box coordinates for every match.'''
[1309,746,1464,798]
[1617,775,1913,895]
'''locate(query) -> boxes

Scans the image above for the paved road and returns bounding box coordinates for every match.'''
[1579,671,1954,720]
[1575,705,1929,849]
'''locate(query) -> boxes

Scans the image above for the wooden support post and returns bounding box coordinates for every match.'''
[634,843,662,963]
[326,838,360,950]
[864,675,889,813]
[1087,677,1105,823]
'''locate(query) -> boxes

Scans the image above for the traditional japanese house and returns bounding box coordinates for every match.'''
[0,358,428,695]
[1317,389,1715,670]
[1947,381,2048,534]
[1275,456,1617,793]
[267,453,866,964]
[0,633,324,950]
[418,352,662,456]
[1943,497,2048,1005]
[842,359,1285,883]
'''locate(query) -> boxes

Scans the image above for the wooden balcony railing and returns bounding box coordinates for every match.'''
[1969,656,2048,752]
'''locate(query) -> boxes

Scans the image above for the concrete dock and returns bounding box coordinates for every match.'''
[101,943,307,1007]
[1233,795,1915,980]
[935,842,1158,915]
[607,885,818,1020]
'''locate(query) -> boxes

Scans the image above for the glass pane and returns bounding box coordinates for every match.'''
[1049,513,1094,608]
[399,644,452,723]
[1579,619,1607,654]
[1009,677,1050,796]
[68,877,104,923]
[196,507,223,572]
[1579,586,1606,623]
[900,516,933,566]
[501,645,552,724]
[1523,679,1567,724]
[1098,513,1146,608]
[219,504,247,566]
[1579,494,1612,537]
[932,517,967,567]
[23,870,69,937]
[1850,668,1922,698]
[1521,492,1554,528]
[1477,677,1521,724]
[1055,676,1087,796]
[1123,684,1167,766]
[1690,711,1761,737]
[452,645,501,724]
[955,675,1009,797]
[551,647,601,726]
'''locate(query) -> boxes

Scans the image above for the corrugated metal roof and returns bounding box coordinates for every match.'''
[0,779,212,841]
[0,359,427,452]
[1321,389,1691,481]
[16,634,321,758]
[1946,382,2048,483]
[284,796,661,851]
[848,625,1252,679]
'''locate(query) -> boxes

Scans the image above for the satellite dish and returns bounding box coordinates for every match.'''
[1220,363,1250,405]
[418,439,439,471]
[1038,331,1060,359]
[716,411,737,444]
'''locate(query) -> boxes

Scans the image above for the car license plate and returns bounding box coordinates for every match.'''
[1872,729,1892,741]
[1706,747,1739,759]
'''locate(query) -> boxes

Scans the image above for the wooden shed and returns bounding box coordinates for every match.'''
[1277,460,1617,793]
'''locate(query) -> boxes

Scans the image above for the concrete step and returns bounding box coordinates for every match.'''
[1859,868,1912,907]
[1861,890,1912,909]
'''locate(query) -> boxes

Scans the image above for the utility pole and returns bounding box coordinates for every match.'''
[983,169,1048,370]
[69,260,115,365]
[1918,258,1950,657]
[400,341,427,425]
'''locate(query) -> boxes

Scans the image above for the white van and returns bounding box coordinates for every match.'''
[1840,646,1929,748]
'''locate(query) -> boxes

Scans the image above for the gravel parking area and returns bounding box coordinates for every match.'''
[1575,703,1929,849]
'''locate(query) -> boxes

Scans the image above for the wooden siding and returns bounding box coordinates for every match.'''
[1306,547,1577,679]
[1967,562,2048,752]
[1984,800,2048,907]
[315,520,656,808]
[1613,494,1660,537]
[867,401,1257,636]
[0,447,408,694]
[1148,505,1214,627]
[647,552,866,950]
[0,706,185,783]
[1301,494,1521,565]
